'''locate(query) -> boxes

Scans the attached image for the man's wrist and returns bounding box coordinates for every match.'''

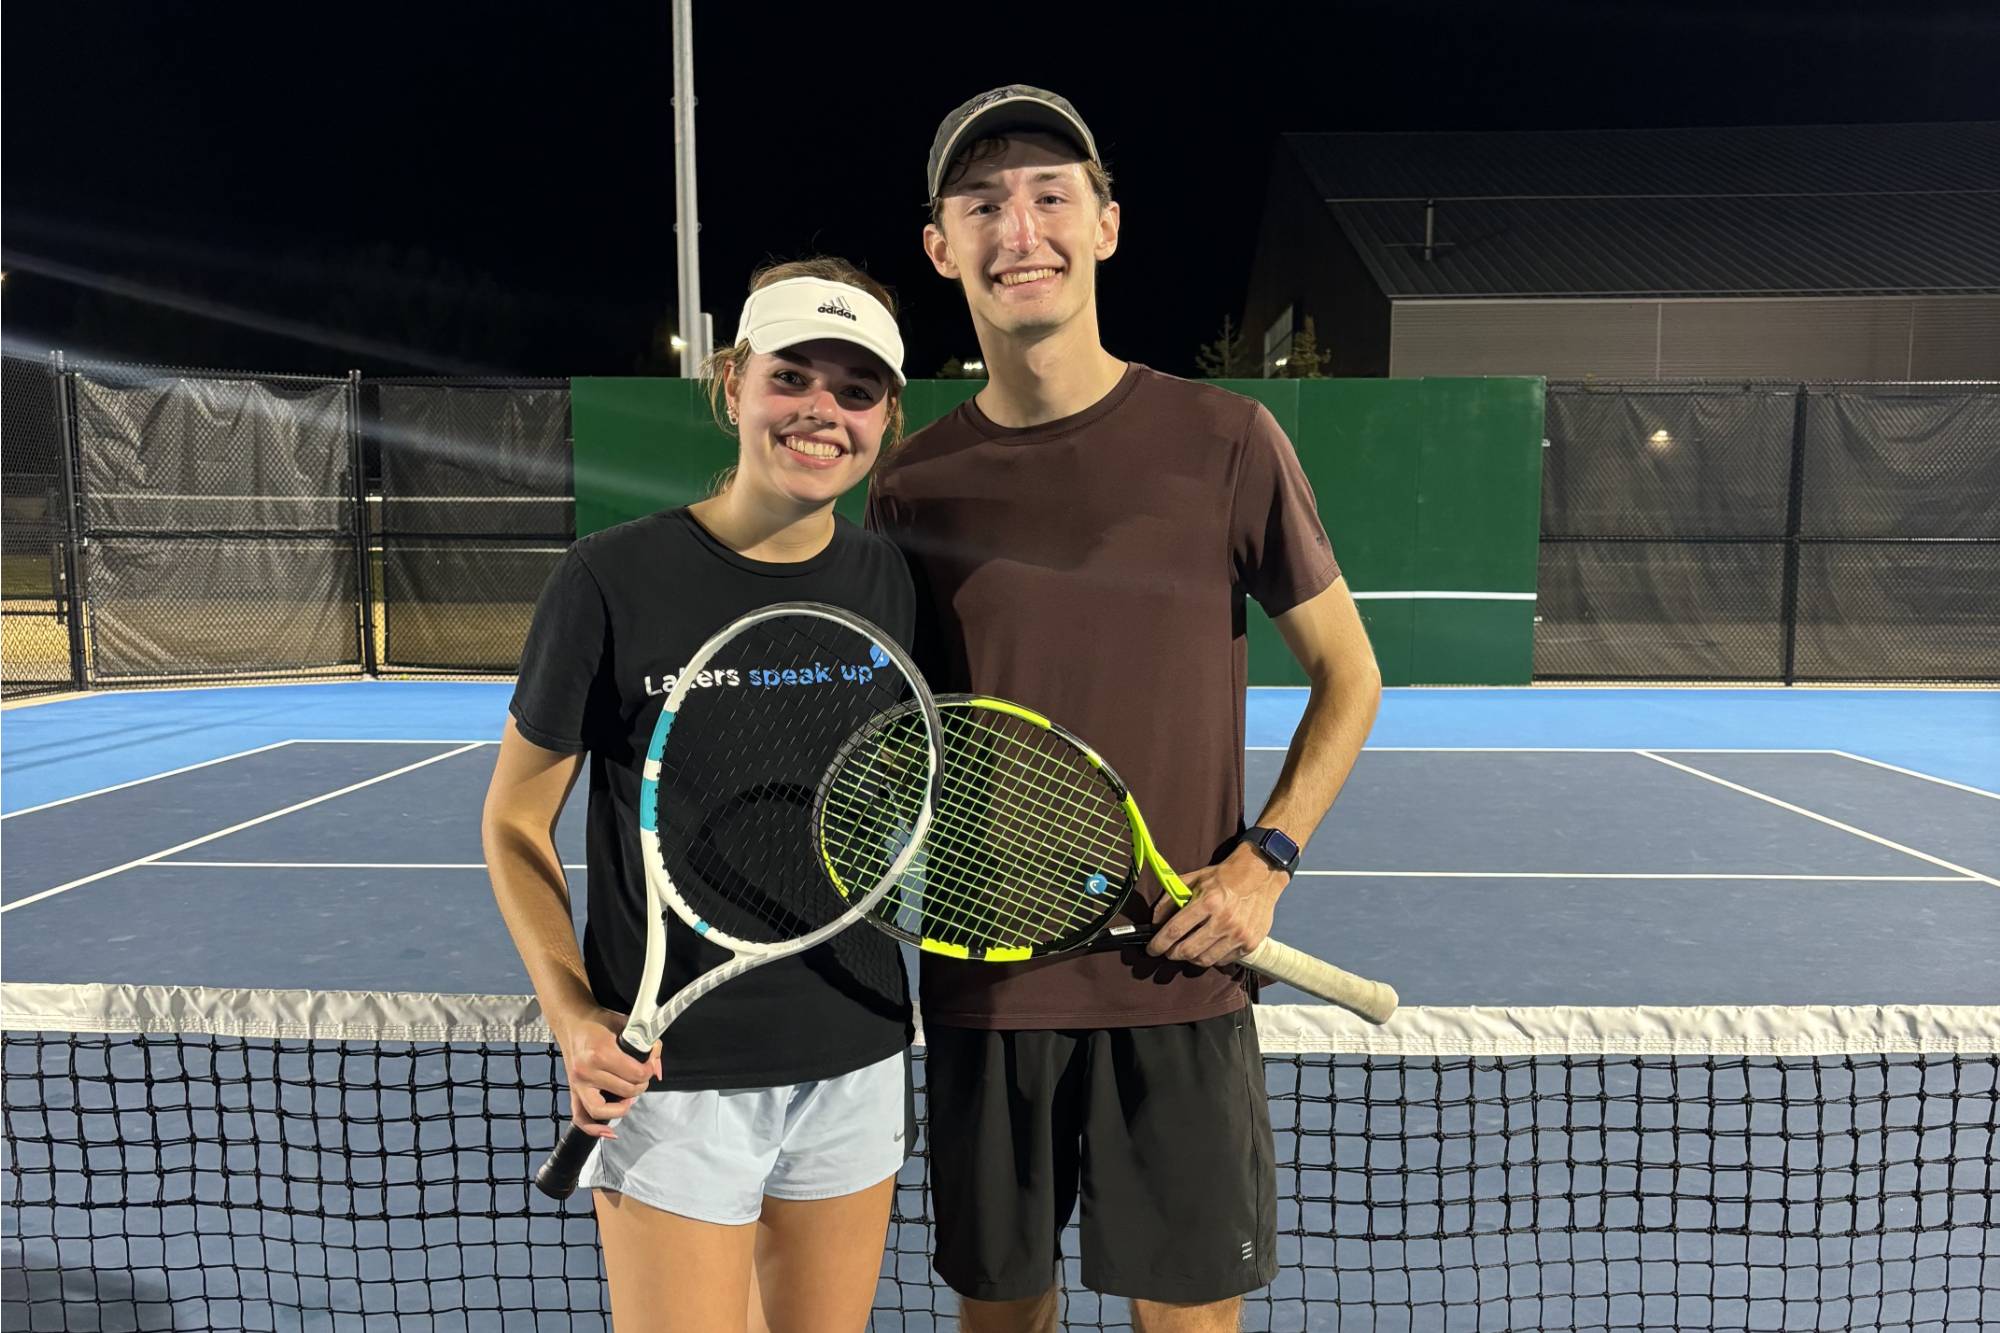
[1239,824,1302,877]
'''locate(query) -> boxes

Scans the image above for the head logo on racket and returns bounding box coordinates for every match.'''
[1084,872,1110,896]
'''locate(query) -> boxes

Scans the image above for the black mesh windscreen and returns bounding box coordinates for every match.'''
[1800,388,2000,538]
[1534,540,1787,681]
[371,382,572,674]
[379,543,565,673]
[68,367,361,683]
[1539,382,1998,682]
[1793,541,2000,683]
[85,539,360,679]
[1543,385,1796,539]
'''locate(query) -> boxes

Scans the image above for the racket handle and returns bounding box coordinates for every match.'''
[534,1036,651,1200]
[1241,937,1399,1025]
[535,1123,598,1200]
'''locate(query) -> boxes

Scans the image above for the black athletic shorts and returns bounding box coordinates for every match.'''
[922,1009,1278,1304]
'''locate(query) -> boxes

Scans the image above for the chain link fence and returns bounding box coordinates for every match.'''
[1537,381,2000,682]
[9,359,1992,695]
[1,355,84,698]
[1,359,574,699]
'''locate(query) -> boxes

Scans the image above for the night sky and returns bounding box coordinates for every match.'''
[5,1,1996,380]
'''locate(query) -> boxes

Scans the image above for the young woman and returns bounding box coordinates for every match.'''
[483,258,913,1332]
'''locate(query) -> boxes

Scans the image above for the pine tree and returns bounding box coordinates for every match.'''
[1279,316,1329,379]
[1194,315,1254,378]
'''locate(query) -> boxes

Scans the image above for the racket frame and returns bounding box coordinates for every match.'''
[854,693,1398,1024]
[534,601,940,1199]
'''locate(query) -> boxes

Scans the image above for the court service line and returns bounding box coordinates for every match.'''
[154,860,587,871]
[0,744,488,915]
[132,864,1974,883]
[285,738,500,745]
[1833,751,2000,802]
[1638,751,2000,890]
[1,741,302,821]
[1289,870,1974,882]
[1244,746,1843,753]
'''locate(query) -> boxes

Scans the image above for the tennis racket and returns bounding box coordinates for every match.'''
[533,602,941,1200]
[820,694,1397,1024]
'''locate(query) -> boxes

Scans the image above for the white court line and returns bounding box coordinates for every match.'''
[1,741,301,821]
[1349,591,1536,601]
[1,744,487,915]
[1245,746,1843,753]
[154,860,586,871]
[1833,751,2000,802]
[145,864,1968,883]
[1291,870,1975,882]
[1638,751,2000,890]
[285,739,498,745]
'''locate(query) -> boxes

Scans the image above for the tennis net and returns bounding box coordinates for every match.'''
[3,983,1994,1331]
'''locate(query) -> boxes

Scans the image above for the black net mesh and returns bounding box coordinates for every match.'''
[4,988,1994,1332]
[1539,382,1999,682]
[0,355,80,697]
[68,366,362,683]
[370,382,572,674]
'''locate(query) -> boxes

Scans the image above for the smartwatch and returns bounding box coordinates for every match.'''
[1239,825,1301,876]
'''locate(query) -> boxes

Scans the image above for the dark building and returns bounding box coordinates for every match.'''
[1244,122,2000,380]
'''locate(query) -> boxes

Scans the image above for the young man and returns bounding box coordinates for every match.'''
[865,87,1384,1331]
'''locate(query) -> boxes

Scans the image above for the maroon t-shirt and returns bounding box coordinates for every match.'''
[867,363,1341,1029]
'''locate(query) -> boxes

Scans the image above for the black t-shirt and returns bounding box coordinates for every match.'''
[509,506,918,1090]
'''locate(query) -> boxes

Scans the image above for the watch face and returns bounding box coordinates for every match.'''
[1265,829,1300,864]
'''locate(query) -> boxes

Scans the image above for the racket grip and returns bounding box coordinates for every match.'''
[534,1036,650,1200]
[1242,938,1399,1024]
[535,1123,598,1201]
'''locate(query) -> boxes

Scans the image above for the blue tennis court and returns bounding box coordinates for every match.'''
[5,683,1996,1004]
[4,682,1997,1331]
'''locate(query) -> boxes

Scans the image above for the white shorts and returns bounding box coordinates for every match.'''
[578,1048,908,1225]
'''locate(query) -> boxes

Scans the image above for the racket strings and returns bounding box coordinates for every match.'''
[821,705,1103,944]
[816,709,935,892]
[860,721,1093,946]
[652,616,930,949]
[931,712,1131,935]
[875,705,1135,950]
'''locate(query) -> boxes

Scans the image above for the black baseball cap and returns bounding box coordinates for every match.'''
[926,85,1101,201]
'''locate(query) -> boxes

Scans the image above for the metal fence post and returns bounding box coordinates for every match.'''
[1778,386,1809,685]
[348,369,379,676]
[50,351,88,690]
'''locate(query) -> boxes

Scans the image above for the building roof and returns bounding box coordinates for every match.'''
[1283,123,2000,299]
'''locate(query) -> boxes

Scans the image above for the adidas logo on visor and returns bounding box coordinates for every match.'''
[817,296,857,321]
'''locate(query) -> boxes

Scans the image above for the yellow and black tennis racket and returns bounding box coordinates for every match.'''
[820,694,1397,1024]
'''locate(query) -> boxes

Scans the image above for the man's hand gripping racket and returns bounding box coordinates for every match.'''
[821,695,1397,1025]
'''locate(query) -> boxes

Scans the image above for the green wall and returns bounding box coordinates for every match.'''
[571,376,1542,685]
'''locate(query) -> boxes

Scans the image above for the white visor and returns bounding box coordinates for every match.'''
[733,276,906,387]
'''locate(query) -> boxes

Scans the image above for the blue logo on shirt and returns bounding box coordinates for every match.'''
[869,644,890,669]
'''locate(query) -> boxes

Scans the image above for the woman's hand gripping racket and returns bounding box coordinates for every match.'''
[533,603,940,1200]
[820,695,1397,1024]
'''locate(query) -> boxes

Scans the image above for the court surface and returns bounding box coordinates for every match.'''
[6,682,1995,1006]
